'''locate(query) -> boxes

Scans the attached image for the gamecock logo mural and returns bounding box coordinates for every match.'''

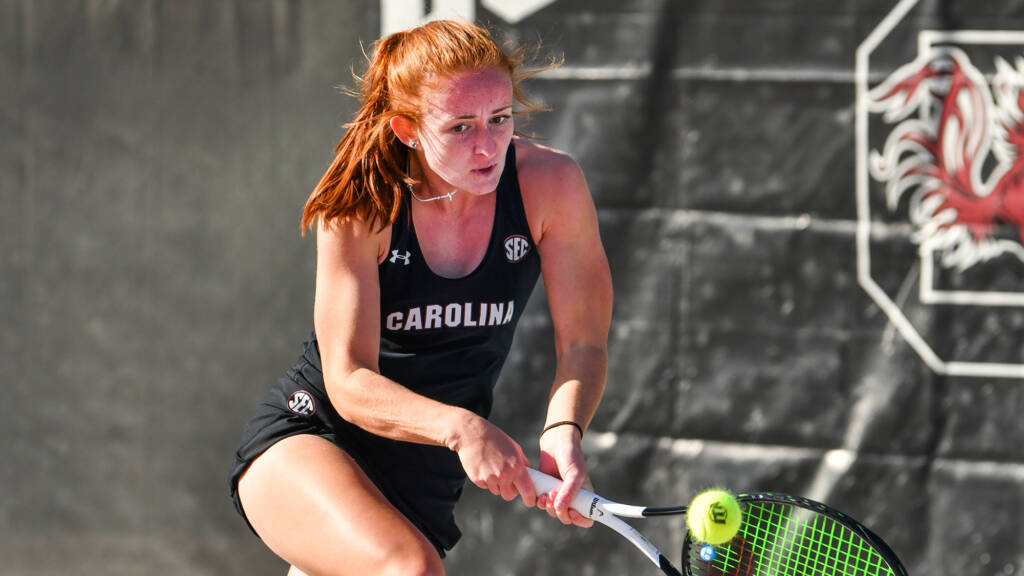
[868,47,1024,271]
[856,0,1024,378]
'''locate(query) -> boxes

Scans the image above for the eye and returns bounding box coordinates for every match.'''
[490,114,511,125]
[451,123,470,134]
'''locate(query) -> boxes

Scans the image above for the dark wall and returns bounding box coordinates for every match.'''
[2,1,1022,575]
[2,1,367,573]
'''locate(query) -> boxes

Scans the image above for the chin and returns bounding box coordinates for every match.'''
[474,164,504,189]
[473,179,502,196]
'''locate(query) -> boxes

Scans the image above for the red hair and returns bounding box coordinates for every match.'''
[301,20,558,234]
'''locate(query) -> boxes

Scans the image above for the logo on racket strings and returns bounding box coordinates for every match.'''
[699,545,716,562]
[287,390,317,416]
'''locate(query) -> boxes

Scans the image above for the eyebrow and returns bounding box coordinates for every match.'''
[452,105,512,120]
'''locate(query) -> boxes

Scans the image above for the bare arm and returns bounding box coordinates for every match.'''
[522,145,613,526]
[313,217,536,505]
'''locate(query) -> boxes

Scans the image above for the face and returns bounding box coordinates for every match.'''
[411,66,515,196]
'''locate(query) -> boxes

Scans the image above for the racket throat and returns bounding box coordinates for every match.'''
[657,554,682,576]
[642,505,687,517]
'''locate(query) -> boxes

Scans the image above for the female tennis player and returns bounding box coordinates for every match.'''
[228,19,612,576]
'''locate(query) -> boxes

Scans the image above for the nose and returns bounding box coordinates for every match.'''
[475,126,498,158]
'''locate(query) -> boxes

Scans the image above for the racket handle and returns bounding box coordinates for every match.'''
[526,468,679,574]
[526,468,603,518]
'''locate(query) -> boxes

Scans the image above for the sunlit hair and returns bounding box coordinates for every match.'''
[301,19,560,234]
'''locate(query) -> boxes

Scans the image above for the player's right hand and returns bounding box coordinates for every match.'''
[450,414,537,507]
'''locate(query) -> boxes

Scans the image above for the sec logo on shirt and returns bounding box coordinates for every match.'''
[504,235,530,263]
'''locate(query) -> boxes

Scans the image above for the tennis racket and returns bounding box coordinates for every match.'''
[527,468,908,576]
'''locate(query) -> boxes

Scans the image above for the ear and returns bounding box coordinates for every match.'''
[389,115,418,148]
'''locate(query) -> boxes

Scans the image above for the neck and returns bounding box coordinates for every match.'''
[409,185,457,203]
[406,159,459,205]
[409,184,495,219]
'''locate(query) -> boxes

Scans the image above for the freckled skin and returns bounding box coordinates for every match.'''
[408,67,515,199]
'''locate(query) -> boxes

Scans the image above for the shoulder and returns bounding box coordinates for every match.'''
[316,215,392,266]
[512,138,591,242]
[514,137,585,193]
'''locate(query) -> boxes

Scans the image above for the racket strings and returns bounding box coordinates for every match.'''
[744,503,886,576]
[693,501,894,576]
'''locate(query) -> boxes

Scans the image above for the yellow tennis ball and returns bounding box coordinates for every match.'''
[687,489,742,545]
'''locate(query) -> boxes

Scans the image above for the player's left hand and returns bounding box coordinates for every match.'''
[536,424,593,527]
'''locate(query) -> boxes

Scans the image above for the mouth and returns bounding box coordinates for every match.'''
[472,163,499,178]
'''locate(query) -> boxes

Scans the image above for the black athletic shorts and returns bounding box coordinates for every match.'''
[228,345,464,557]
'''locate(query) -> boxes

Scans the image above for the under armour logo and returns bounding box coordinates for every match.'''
[389,250,412,265]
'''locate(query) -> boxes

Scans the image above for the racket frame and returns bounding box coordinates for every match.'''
[526,468,907,576]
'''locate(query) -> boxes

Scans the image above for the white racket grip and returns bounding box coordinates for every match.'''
[525,468,668,569]
[526,468,647,518]
[527,468,604,518]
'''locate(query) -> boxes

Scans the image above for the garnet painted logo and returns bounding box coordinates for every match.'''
[287,390,317,416]
[856,0,1024,378]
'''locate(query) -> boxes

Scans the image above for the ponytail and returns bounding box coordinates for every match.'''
[301,32,412,234]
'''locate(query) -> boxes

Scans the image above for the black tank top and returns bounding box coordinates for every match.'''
[377,143,541,418]
[302,143,541,550]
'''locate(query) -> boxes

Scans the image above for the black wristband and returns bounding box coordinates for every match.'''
[541,420,583,439]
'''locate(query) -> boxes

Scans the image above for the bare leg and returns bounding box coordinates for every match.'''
[238,434,444,576]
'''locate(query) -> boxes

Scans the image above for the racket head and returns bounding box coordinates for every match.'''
[681,492,907,576]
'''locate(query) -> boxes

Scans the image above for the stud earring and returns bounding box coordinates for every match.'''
[409,140,418,149]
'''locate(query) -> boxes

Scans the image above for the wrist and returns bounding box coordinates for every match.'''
[443,408,481,452]
[540,420,583,441]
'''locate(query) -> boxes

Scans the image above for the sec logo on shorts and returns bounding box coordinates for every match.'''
[287,390,317,416]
